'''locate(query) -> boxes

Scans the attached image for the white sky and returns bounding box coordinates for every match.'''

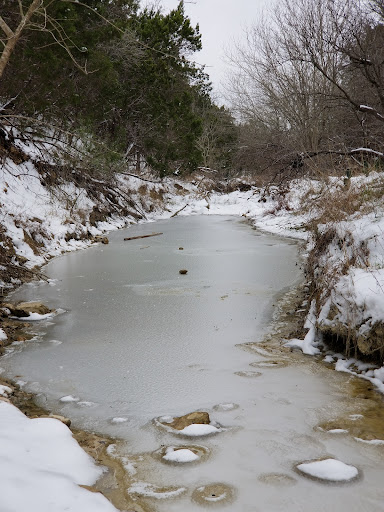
[157,0,270,101]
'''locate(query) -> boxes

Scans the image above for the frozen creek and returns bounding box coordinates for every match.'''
[2,215,384,511]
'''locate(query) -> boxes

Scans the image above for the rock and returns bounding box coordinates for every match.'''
[0,307,10,318]
[179,269,188,275]
[93,235,109,245]
[169,411,210,430]
[48,414,72,427]
[9,301,53,318]
[178,247,184,250]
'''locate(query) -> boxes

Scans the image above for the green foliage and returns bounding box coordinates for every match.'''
[1,0,235,177]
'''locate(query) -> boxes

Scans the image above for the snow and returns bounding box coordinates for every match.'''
[179,424,222,436]
[0,328,7,341]
[162,447,199,463]
[128,482,187,499]
[0,401,117,512]
[12,312,55,321]
[284,301,320,355]
[0,384,12,396]
[349,414,364,421]
[111,417,129,423]
[59,395,80,402]
[296,459,359,482]
[354,437,384,445]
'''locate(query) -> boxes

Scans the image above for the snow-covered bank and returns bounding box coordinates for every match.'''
[0,401,117,512]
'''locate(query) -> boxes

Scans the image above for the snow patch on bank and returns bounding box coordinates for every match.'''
[0,401,117,511]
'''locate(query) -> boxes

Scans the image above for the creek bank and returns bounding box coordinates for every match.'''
[0,301,55,354]
[0,301,144,511]
[0,363,148,512]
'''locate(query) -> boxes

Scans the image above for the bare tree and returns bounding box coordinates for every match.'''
[228,3,346,151]
[226,0,384,178]
[280,0,384,124]
[0,0,42,79]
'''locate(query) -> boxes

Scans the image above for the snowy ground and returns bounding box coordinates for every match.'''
[2,141,384,509]
[0,401,117,512]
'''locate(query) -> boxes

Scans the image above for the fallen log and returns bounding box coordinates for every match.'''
[124,232,163,241]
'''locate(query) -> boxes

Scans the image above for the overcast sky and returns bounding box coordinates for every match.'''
[157,0,270,102]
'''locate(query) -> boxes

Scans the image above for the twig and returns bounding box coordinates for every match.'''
[124,232,163,241]
[171,204,189,217]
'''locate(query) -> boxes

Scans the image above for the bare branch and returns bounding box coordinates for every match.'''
[0,17,14,39]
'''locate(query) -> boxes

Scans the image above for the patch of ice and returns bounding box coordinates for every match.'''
[297,459,358,482]
[76,401,95,407]
[49,340,62,345]
[327,429,349,434]
[349,414,364,421]
[163,447,199,463]
[213,402,238,412]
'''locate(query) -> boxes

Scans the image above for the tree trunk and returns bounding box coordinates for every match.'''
[0,0,42,80]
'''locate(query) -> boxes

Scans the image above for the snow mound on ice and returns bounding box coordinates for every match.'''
[179,424,221,436]
[163,447,199,463]
[297,459,358,482]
